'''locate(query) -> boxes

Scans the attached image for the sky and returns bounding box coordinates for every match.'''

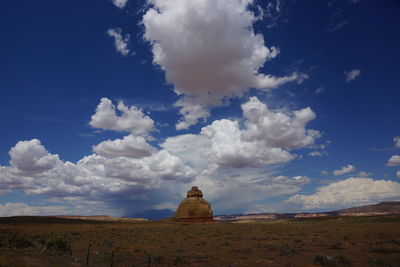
[0,0,400,217]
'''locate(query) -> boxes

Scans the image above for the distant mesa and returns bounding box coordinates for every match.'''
[174,186,213,222]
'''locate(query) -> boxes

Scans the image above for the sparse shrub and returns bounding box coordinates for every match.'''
[47,238,70,252]
[369,258,392,267]
[329,242,344,249]
[333,254,351,266]
[369,246,398,254]
[314,254,352,266]
[10,235,34,249]
[314,254,329,266]
[279,244,297,257]
[222,241,231,246]
[153,255,164,264]
[173,255,187,265]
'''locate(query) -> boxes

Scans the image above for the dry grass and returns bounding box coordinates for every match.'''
[0,216,399,266]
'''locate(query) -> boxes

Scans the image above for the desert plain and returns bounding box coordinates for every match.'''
[0,215,399,267]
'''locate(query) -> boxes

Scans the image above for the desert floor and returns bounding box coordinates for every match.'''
[0,216,399,266]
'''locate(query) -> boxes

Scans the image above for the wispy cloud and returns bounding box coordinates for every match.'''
[327,20,350,32]
[333,164,356,175]
[315,87,325,94]
[107,28,131,56]
[344,69,361,82]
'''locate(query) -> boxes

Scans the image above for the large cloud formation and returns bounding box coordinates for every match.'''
[163,96,319,170]
[0,97,320,215]
[0,136,196,215]
[142,0,304,129]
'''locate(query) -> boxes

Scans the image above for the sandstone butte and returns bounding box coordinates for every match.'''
[174,186,213,222]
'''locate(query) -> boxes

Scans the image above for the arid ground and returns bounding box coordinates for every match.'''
[0,216,399,266]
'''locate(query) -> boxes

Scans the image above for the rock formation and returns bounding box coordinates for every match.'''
[174,186,213,222]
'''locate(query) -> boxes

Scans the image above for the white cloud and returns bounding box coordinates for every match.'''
[309,151,323,157]
[394,136,400,148]
[241,97,320,150]
[344,69,361,82]
[357,171,372,178]
[175,98,210,130]
[333,164,356,175]
[142,0,305,129]
[0,96,320,215]
[0,202,68,217]
[397,171,400,179]
[327,20,350,32]
[193,170,311,213]
[264,0,284,29]
[387,155,400,166]
[287,177,400,210]
[112,0,128,9]
[200,119,294,168]
[163,96,319,170]
[9,139,60,174]
[93,135,156,158]
[107,28,130,56]
[315,87,325,94]
[0,138,196,215]
[89,98,154,136]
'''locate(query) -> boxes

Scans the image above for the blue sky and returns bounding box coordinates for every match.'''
[0,0,400,217]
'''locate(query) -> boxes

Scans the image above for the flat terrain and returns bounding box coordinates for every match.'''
[0,216,399,266]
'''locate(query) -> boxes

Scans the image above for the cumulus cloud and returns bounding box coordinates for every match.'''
[89,98,154,136]
[142,0,305,129]
[309,151,323,157]
[397,171,400,178]
[9,139,60,174]
[287,177,400,210]
[107,28,130,56]
[93,135,156,158]
[112,0,128,9]
[241,97,320,150]
[163,96,319,169]
[200,119,293,168]
[344,69,361,82]
[394,136,400,148]
[387,155,400,166]
[0,96,320,215]
[0,138,196,215]
[333,164,356,175]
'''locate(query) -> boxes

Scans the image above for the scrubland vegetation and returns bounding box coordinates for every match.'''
[0,216,399,266]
